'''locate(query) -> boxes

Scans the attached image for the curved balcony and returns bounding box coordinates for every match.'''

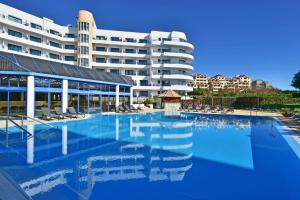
[151,52,194,61]
[151,74,193,81]
[92,39,149,47]
[152,63,193,71]
[92,51,149,58]
[151,40,194,50]
[92,62,149,69]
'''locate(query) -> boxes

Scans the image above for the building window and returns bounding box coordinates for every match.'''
[8,44,22,52]
[30,35,42,43]
[68,81,78,89]
[111,37,122,42]
[65,33,76,38]
[65,56,75,61]
[140,80,148,86]
[138,49,148,54]
[96,57,106,63]
[95,47,106,51]
[139,39,148,44]
[30,49,41,56]
[30,23,42,30]
[49,41,61,48]
[138,70,148,76]
[125,38,136,43]
[65,44,75,49]
[125,49,135,53]
[78,22,89,31]
[139,91,148,97]
[8,15,22,24]
[110,48,120,52]
[110,69,119,74]
[110,58,120,64]
[49,53,60,60]
[125,59,135,64]
[79,34,89,43]
[79,46,89,55]
[50,29,60,36]
[80,58,89,67]
[138,60,147,65]
[96,36,107,40]
[8,29,22,38]
[179,59,186,63]
[125,70,135,75]
[179,49,186,53]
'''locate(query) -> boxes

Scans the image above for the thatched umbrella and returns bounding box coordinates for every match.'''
[159,90,181,109]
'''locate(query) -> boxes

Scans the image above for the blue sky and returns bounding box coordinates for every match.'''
[2,0,300,89]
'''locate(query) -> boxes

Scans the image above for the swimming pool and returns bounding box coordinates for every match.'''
[0,112,300,200]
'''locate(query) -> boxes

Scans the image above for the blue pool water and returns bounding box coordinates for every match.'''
[0,112,300,200]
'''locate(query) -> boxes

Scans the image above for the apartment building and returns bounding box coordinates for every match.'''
[190,73,252,92]
[0,3,194,99]
[251,80,273,90]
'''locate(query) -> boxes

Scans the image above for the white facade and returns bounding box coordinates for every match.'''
[0,3,194,98]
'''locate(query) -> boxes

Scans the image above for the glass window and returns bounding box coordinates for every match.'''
[30,49,41,56]
[9,76,19,87]
[8,29,22,38]
[102,96,108,112]
[31,23,42,30]
[8,44,22,52]
[65,33,76,38]
[50,41,61,48]
[19,76,27,87]
[179,49,186,53]
[139,91,148,97]
[138,70,148,76]
[8,15,22,24]
[125,49,135,53]
[35,92,48,116]
[138,60,147,65]
[9,92,26,115]
[68,81,78,89]
[50,93,61,111]
[79,82,89,90]
[140,80,148,86]
[0,75,9,86]
[50,29,60,36]
[125,38,136,43]
[125,59,135,64]
[138,49,148,54]
[139,39,148,44]
[49,53,60,60]
[79,95,88,113]
[125,70,135,75]
[79,46,89,55]
[110,48,120,52]
[110,69,119,74]
[50,79,62,88]
[30,35,42,43]
[0,92,8,116]
[35,77,48,87]
[65,56,75,61]
[95,46,106,51]
[65,44,75,49]
[111,37,122,41]
[68,94,78,111]
[96,36,107,40]
[79,34,89,43]
[80,58,89,67]
[96,57,106,63]
[110,58,120,64]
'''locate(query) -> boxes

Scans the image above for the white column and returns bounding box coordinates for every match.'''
[130,87,133,105]
[62,79,68,113]
[62,125,68,155]
[115,84,120,109]
[27,124,34,164]
[27,76,35,118]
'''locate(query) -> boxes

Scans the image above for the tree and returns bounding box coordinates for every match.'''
[291,70,300,90]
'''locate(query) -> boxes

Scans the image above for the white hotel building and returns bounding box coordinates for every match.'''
[0,3,194,99]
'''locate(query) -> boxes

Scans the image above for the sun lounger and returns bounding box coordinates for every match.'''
[68,107,85,118]
[54,107,66,119]
[41,107,59,120]
[123,104,134,113]
[130,105,139,112]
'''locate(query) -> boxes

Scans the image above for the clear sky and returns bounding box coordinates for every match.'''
[2,0,300,90]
